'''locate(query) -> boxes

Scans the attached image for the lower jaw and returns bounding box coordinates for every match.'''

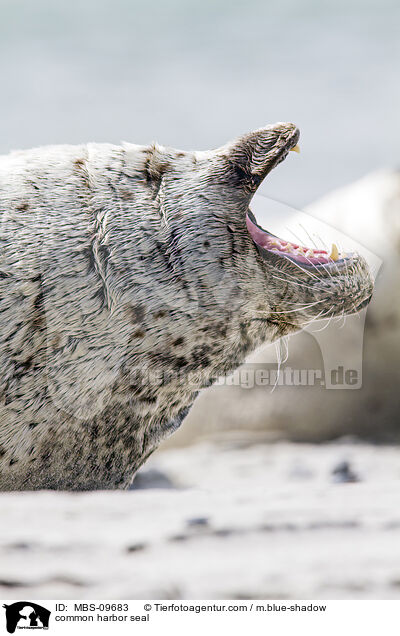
[246,211,349,271]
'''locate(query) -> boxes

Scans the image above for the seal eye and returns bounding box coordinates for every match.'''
[246,210,346,269]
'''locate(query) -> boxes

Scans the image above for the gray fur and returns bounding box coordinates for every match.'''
[0,123,373,490]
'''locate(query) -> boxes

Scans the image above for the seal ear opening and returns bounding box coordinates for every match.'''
[217,122,299,196]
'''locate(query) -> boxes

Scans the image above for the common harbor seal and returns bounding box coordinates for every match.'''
[0,123,373,490]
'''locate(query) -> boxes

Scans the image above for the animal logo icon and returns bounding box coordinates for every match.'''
[2,602,50,633]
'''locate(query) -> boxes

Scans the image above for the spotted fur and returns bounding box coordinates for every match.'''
[0,123,373,490]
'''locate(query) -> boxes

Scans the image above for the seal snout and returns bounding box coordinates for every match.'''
[265,121,300,149]
[220,122,301,194]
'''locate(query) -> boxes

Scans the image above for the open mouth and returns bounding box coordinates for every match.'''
[246,210,350,270]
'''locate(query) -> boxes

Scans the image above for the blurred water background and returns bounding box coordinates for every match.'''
[0,0,399,208]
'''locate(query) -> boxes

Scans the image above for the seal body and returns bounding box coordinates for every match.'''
[0,125,373,490]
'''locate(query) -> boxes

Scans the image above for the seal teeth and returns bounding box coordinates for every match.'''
[290,144,300,153]
[270,239,280,247]
[329,243,339,261]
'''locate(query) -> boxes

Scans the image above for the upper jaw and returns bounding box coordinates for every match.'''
[244,127,355,275]
[265,124,300,174]
[246,126,355,275]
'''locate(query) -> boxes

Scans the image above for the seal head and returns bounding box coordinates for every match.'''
[150,121,373,339]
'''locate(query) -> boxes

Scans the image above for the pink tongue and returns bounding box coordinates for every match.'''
[246,215,276,248]
[246,214,330,265]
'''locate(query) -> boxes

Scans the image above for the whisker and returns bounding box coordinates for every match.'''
[281,259,323,282]
[280,335,290,364]
[271,341,282,393]
[298,222,319,250]
[270,273,315,291]
[310,310,337,332]
[315,232,330,253]
[267,258,325,284]
[266,298,328,315]
[302,307,332,328]
[350,301,362,320]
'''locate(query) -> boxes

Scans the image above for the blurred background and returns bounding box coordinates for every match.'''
[1,0,400,601]
[0,0,399,208]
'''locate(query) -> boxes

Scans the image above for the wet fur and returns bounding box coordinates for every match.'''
[0,124,373,490]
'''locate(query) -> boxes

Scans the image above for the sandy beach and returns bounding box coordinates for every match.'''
[1,439,399,600]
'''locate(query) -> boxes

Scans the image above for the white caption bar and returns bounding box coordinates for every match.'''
[1,599,399,635]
